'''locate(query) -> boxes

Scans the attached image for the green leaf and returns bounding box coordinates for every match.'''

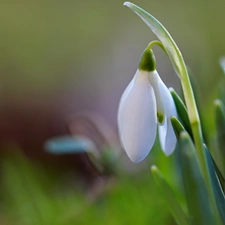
[170,116,186,140]
[171,116,225,223]
[179,131,214,225]
[204,145,225,223]
[172,116,225,223]
[151,165,190,225]
[124,2,187,80]
[170,89,193,138]
[214,99,225,177]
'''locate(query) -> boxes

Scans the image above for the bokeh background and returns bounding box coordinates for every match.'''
[0,0,225,224]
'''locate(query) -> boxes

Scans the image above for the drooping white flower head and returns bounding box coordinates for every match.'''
[118,47,177,163]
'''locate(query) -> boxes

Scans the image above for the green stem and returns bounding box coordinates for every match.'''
[179,68,207,179]
[179,60,222,224]
[147,40,166,53]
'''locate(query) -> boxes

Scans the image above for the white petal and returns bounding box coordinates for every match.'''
[118,70,157,163]
[148,70,165,124]
[154,72,177,155]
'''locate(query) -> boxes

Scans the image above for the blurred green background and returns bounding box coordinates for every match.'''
[0,0,225,224]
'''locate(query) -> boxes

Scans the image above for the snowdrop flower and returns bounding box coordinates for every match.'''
[118,46,177,163]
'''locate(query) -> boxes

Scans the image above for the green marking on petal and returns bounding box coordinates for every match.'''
[157,112,164,124]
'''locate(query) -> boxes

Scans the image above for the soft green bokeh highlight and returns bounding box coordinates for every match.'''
[0,149,178,225]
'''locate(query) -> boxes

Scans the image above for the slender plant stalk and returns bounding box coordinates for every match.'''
[170,34,223,225]
[179,67,207,180]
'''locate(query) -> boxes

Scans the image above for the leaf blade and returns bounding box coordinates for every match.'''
[124,2,186,79]
[151,165,190,225]
[179,131,215,225]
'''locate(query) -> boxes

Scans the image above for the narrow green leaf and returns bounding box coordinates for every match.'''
[170,116,186,140]
[172,117,225,223]
[179,131,215,225]
[214,163,225,187]
[204,145,225,223]
[170,89,193,138]
[151,165,190,225]
[214,99,225,143]
[124,2,187,80]
[214,99,225,177]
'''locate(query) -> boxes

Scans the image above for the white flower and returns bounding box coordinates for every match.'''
[118,49,177,163]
